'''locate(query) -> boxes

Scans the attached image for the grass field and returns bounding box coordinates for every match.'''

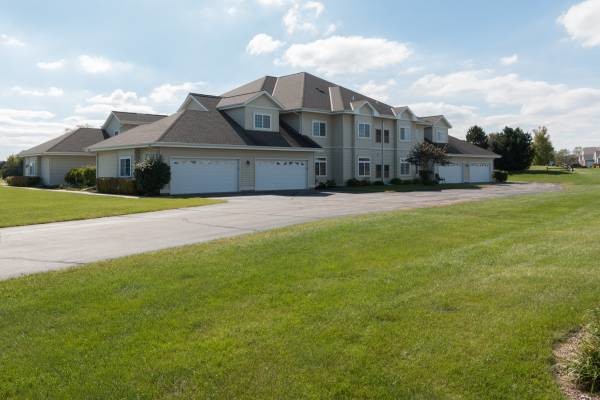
[0,186,221,228]
[1,169,599,399]
[510,165,600,185]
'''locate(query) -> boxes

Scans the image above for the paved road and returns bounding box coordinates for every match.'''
[0,183,558,280]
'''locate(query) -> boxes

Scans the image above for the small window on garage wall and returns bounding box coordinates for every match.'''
[119,156,132,177]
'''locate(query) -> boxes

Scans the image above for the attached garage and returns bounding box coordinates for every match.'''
[170,158,239,195]
[468,162,491,182]
[255,159,308,191]
[437,164,462,184]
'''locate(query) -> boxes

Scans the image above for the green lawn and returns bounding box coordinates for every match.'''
[510,165,600,185]
[1,172,600,399]
[0,186,221,227]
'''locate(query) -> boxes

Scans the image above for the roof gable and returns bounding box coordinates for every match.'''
[20,128,107,156]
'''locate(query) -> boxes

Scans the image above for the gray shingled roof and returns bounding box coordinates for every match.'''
[19,128,107,156]
[430,136,499,158]
[220,72,398,116]
[88,94,320,151]
[112,111,167,125]
[582,147,600,157]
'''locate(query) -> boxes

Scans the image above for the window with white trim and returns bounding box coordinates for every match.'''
[358,157,371,177]
[375,129,382,143]
[25,159,36,176]
[315,157,327,177]
[400,127,411,141]
[145,153,160,161]
[254,113,271,130]
[436,130,443,141]
[358,123,371,138]
[312,120,326,137]
[119,156,132,177]
[400,162,410,175]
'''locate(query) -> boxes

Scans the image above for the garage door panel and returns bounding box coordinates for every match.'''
[438,164,462,184]
[170,158,238,194]
[255,159,308,191]
[469,163,491,182]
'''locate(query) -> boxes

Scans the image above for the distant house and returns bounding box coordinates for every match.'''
[578,147,600,167]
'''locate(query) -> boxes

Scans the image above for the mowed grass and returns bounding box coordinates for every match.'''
[510,165,600,185]
[0,186,221,227]
[1,173,600,398]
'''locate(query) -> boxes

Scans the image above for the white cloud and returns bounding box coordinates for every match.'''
[75,89,154,115]
[279,35,412,75]
[149,82,205,103]
[78,55,132,74]
[257,0,287,6]
[0,109,69,152]
[358,79,397,102]
[500,54,519,65]
[246,33,285,55]
[10,86,64,97]
[36,59,66,70]
[304,1,324,17]
[282,1,325,34]
[0,33,25,47]
[559,0,600,47]
[400,66,424,75]
[323,23,337,36]
[410,69,600,148]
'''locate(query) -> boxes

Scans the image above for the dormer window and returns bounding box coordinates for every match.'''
[436,131,443,141]
[358,123,371,138]
[254,113,271,130]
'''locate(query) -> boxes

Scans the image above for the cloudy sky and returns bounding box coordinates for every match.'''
[1,0,600,159]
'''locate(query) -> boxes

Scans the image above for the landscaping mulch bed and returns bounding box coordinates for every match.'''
[554,330,600,400]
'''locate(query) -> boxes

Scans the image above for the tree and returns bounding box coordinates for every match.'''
[466,125,488,149]
[532,126,555,165]
[406,142,450,182]
[491,127,534,171]
[0,154,23,179]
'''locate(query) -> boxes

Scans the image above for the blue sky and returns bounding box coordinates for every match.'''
[1,0,600,159]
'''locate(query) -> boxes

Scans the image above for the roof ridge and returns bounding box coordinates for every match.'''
[113,110,168,117]
[46,127,86,152]
[189,93,221,99]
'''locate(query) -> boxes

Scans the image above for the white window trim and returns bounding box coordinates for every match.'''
[399,127,411,142]
[119,156,132,178]
[358,157,371,177]
[358,122,371,139]
[254,112,272,131]
[312,120,327,137]
[315,156,327,177]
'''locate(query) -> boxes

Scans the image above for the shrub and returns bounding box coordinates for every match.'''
[390,178,403,185]
[326,180,336,188]
[134,158,171,196]
[5,176,40,187]
[316,180,337,190]
[372,180,385,186]
[493,170,508,183]
[1,154,23,179]
[96,178,137,195]
[346,178,360,187]
[65,166,96,187]
[569,309,600,394]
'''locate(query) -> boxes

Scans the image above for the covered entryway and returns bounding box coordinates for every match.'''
[468,163,491,182]
[255,159,308,191]
[170,158,239,194]
[437,164,462,184]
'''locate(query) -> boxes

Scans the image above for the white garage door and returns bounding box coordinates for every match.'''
[170,158,239,195]
[437,164,462,184]
[255,159,308,191]
[469,163,491,182]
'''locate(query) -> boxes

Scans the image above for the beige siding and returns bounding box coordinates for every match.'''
[44,155,95,186]
[224,107,245,127]
[242,94,280,132]
[159,147,315,192]
[97,151,118,177]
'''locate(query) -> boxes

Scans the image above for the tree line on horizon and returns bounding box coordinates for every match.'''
[465,125,580,171]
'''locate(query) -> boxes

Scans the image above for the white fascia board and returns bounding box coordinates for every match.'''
[88,143,321,153]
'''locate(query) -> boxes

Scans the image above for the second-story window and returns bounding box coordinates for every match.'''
[400,127,411,141]
[254,113,271,130]
[384,129,390,144]
[358,123,371,138]
[375,129,382,143]
[312,121,326,137]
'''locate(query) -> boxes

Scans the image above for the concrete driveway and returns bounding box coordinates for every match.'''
[0,183,558,280]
